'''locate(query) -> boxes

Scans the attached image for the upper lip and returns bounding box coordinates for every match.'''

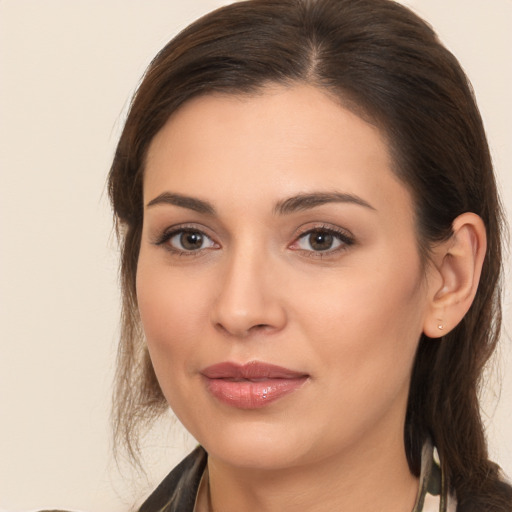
[201,361,307,380]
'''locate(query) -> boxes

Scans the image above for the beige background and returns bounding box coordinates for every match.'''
[0,1,510,510]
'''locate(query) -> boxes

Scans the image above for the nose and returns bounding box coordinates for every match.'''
[210,246,287,338]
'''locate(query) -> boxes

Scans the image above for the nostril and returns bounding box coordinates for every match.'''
[250,324,272,333]
[214,321,272,338]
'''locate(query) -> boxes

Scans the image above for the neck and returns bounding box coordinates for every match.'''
[204,432,419,512]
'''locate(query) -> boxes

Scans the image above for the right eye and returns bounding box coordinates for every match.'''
[159,229,217,254]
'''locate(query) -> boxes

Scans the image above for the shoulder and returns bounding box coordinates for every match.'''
[138,446,207,512]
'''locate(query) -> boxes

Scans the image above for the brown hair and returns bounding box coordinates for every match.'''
[108,0,510,508]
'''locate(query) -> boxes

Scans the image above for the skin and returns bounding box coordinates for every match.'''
[137,85,453,511]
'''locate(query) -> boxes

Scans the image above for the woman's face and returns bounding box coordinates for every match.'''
[137,85,436,471]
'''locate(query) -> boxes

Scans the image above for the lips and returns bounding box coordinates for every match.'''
[201,361,309,409]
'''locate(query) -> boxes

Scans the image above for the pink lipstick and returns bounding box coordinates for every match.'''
[201,361,308,409]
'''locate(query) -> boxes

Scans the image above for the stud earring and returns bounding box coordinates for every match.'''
[437,323,444,331]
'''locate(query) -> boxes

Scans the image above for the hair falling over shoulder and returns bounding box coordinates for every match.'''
[108,1,512,509]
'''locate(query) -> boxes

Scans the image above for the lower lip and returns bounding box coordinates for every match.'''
[204,377,308,409]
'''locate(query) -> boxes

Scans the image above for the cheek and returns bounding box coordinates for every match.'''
[135,260,213,427]
[294,255,426,385]
[136,256,208,371]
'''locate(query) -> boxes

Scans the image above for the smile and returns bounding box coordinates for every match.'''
[201,361,309,409]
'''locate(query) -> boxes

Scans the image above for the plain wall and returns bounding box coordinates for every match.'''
[0,1,510,510]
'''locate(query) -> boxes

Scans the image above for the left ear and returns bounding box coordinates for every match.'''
[423,212,487,338]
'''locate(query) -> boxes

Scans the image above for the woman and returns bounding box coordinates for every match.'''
[108,0,511,510]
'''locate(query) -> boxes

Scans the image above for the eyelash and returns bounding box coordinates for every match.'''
[154,225,218,257]
[153,224,355,258]
[290,225,355,258]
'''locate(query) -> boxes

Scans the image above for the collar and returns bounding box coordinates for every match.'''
[412,440,457,512]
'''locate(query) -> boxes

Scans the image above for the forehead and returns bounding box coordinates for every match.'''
[144,84,412,220]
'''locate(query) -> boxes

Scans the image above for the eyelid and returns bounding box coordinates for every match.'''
[289,223,355,255]
[153,223,220,255]
[150,222,354,257]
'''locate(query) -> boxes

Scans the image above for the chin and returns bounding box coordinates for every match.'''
[207,440,304,470]
[193,419,320,471]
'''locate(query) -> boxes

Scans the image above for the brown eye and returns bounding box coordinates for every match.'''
[308,231,334,251]
[180,231,204,250]
[298,230,340,252]
[167,229,216,252]
[291,227,354,254]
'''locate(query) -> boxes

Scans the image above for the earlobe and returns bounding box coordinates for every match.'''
[423,213,487,339]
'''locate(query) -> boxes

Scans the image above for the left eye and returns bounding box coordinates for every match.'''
[168,230,216,252]
[294,229,349,252]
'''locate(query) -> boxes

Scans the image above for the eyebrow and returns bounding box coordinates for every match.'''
[274,192,375,215]
[146,192,216,215]
[146,190,375,216]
